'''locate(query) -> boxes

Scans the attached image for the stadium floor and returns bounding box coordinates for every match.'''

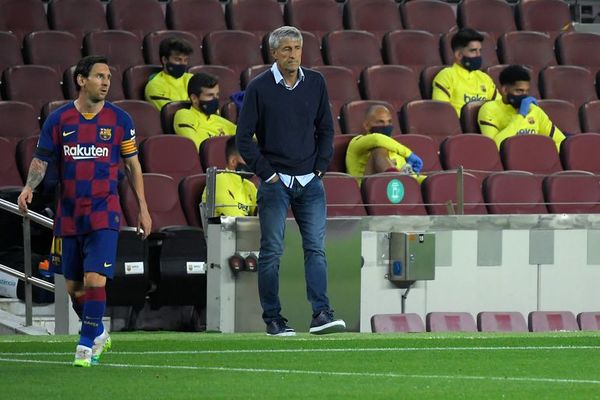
[1,331,600,399]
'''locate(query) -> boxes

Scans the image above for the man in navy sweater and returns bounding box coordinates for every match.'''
[236,26,346,336]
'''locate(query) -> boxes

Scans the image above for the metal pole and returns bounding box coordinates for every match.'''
[456,166,465,215]
[206,166,217,218]
[22,216,33,326]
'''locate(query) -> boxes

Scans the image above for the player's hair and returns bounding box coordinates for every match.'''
[188,72,219,97]
[499,65,531,86]
[451,28,484,52]
[269,26,303,50]
[364,104,391,119]
[73,55,109,90]
[225,136,240,161]
[159,37,194,60]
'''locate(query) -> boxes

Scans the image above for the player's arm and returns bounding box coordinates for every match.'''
[431,70,452,102]
[173,110,207,151]
[144,78,171,111]
[479,110,526,149]
[353,134,413,159]
[17,158,48,212]
[537,107,566,152]
[123,154,152,239]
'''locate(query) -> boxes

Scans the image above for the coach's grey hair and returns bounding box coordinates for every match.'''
[269,26,303,50]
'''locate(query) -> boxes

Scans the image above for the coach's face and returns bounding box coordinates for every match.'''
[80,63,111,102]
[272,38,302,75]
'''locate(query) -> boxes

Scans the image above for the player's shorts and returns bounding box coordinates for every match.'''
[59,229,119,281]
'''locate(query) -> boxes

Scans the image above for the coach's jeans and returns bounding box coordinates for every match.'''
[257,176,330,324]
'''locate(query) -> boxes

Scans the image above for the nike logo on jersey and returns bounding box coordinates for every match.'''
[103,262,112,268]
[62,130,76,137]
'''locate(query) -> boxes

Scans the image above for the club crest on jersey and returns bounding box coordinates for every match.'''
[99,127,112,140]
[528,117,535,124]
[480,85,486,92]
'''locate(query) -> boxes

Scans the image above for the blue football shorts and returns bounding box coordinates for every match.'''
[59,229,119,281]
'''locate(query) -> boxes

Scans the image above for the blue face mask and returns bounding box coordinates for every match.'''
[166,62,187,78]
[199,98,219,115]
[370,125,394,136]
[461,55,482,71]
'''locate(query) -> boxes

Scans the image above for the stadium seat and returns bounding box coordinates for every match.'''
[486,64,540,99]
[440,31,498,70]
[343,0,403,42]
[543,171,600,214]
[123,65,162,100]
[361,65,422,112]
[579,100,600,133]
[199,136,229,170]
[241,64,271,89]
[329,134,356,173]
[370,313,425,333]
[63,65,124,102]
[500,135,563,175]
[537,99,581,136]
[457,0,516,41]
[361,173,427,216]
[84,30,145,74]
[226,0,284,40]
[139,136,203,184]
[203,30,264,78]
[312,66,361,132]
[422,171,487,215]
[188,65,241,108]
[113,100,163,142]
[528,311,578,332]
[426,312,477,332]
[23,31,82,76]
[15,135,39,183]
[179,173,206,228]
[483,171,547,214]
[2,65,64,117]
[459,101,484,134]
[556,32,600,76]
[0,137,23,187]
[540,65,597,110]
[160,100,190,136]
[0,32,24,79]
[106,0,166,40]
[498,31,556,71]
[0,101,39,144]
[143,30,204,66]
[477,312,528,332]
[322,173,367,217]
[401,100,462,145]
[0,0,48,44]
[577,312,600,331]
[47,0,108,43]
[383,30,442,75]
[517,0,573,41]
[400,0,457,36]
[323,30,382,79]
[392,134,442,173]
[340,100,400,136]
[420,65,446,100]
[284,0,344,41]
[560,133,600,173]
[440,134,503,182]
[41,100,71,124]
[166,0,226,41]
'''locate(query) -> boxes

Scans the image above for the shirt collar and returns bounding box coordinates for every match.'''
[271,62,304,90]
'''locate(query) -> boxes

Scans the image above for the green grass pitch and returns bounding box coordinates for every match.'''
[1,331,600,399]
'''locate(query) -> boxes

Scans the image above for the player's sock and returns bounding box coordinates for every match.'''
[70,292,85,320]
[78,286,106,349]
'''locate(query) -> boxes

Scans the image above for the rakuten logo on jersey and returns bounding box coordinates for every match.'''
[63,144,109,160]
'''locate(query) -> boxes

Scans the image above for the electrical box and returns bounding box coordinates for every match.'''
[388,232,435,282]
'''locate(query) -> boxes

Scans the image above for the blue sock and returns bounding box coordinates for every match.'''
[78,286,106,348]
[70,293,85,320]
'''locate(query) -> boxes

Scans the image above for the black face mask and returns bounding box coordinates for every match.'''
[166,62,187,78]
[460,55,482,71]
[235,163,253,179]
[370,125,394,137]
[507,93,528,109]
[199,98,219,115]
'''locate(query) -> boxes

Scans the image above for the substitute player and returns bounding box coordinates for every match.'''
[18,55,152,367]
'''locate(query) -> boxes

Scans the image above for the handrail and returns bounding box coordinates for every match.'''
[0,198,53,228]
[0,263,55,292]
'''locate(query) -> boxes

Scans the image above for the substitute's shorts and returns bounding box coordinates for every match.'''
[60,229,119,281]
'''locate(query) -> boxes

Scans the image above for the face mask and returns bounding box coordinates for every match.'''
[235,163,253,179]
[507,93,528,109]
[166,62,187,78]
[460,55,482,71]
[370,125,394,137]
[199,98,219,115]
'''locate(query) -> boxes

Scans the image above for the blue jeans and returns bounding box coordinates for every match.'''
[257,176,330,324]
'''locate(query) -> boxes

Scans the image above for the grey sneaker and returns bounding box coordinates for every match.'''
[309,310,346,335]
[266,317,296,336]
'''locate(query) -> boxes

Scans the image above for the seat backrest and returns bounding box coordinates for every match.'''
[483,171,547,214]
[543,171,600,214]
[498,31,556,71]
[0,137,23,187]
[500,134,563,174]
[361,173,427,216]
[3,65,64,116]
[166,0,227,40]
[0,32,23,77]
[284,0,343,41]
[188,65,241,107]
[440,134,503,180]
[123,64,163,100]
[370,313,425,333]
[420,65,446,99]
[459,100,484,134]
[540,65,597,110]
[203,30,264,78]
[329,134,355,173]
[458,0,516,40]
[143,30,204,66]
[139,136,203,184]
[47,0,108,43]
[0,0,48,43]
[226,0,284,39]
[422,171,487,215]
[400,0,457,35]
[340,100,400,136]
[16,135,40,183]
[322,173,367,216]
[241,64,271,89]
[528,311,578,332]
[556,32,600,76]
[343,0,403,42]
[517,0,573,40]
[160,100,191,136]
[178,173,206,228]
[23,30,82,76]
[41,100,72,125]
[440,31,498,69]
[0,101,40,143]
[580,100,600,133]
[477,312,528,332]
[113,100,163,140]
[83,30,145,74]
[383,30,442,75]
[393,134,442,173]
[312,65,361,104]
[560,133,600,173]
[577,312,600,331]
[486,64,540,99]
[323,30,382,79]
[537,99,581,135]
[361,65,421,112]
[426,312,477,332]
[199,135,229,170]
[401,100,462,145]
[106,0,166,39]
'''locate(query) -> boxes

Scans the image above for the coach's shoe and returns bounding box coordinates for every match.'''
[73,345,92,368]
[266,317,296,336]
[309,310,346,335]
[91,329,112,365]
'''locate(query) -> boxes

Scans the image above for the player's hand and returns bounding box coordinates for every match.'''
[518,96,538,117]
[406,153,424,173]
[17,186,33,213]
[137,207,152,240]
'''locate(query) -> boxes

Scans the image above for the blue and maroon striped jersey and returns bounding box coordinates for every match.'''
[35,101,138,236]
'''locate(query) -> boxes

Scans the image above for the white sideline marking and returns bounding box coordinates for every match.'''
[0,357,599,386]
[1,345,600,356]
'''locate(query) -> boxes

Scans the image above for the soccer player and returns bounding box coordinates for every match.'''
[174,72,236,151]
[432,28,497,117]
[17,55,152,367]
[478,65,566,151]
[346,105,425,183]
[145,37,194,111]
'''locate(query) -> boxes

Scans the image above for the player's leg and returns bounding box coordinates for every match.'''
[364,147,396,175]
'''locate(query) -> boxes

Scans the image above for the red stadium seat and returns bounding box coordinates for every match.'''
[500,135,562,175]
[498,31,556,71]
[477,312,528,332]
[0,137,23,187]
[459,100,484,134]
[361,65,422,112]
[123,65,163,100]
[241,64,271,89]
[0,101,40,144]
[84,30,145,74]
[139,136,203,184]
[226,0,284,40]
[543,171,600,214]
[528,311,578,332]
[393,134,442,173]
[0,32,23,78]
[3,66,64,117]
[113,100,163,141]
[422,171,487,215]
[166,0,226,41]
[160,100,190,136]
[179,173,206,228]
[23,31,82,76]
[577,312,600,331]
[440,134,503,181]
[284,0,343,41]
[483,171,547,214]
[340,100,400,136]
[517,0,573,41]
[0,0,48,44]
[106,0,166,40]
[199,136,229,170]
[400,0,457,36]
[322,173,367,216]
[580,100,600,133]
[401,100,462,145]
[143,30,203,66]
[420,65,446,100]
[560,133,600,173]
[426,312,477,332]
[537,99,581,136]
[343,0,403,42]
[361,173,427,216]
[16,135,39,183]
[370,313,425,333]
[556,31,600,76]
[313,66,361,133]
[47,0,108,43]
[329,134,356,173]
[203,30,264,78]
[383,30,442,75]
[540,65,597,110]
[323,30,382,79]
[457,0,516,41]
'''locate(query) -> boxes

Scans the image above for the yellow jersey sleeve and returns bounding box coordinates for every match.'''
[202,172,257,217]
[432,68,453,103]
[174,107,237,151]
[144,72,192,111]
[345,133,413,177]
